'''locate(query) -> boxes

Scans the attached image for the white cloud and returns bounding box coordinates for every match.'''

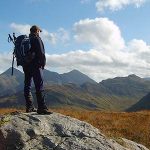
[45,44,150,81]
[46,49,113,68]
[96,0,146,12]
[8,19,150,82]
[10,23,70,45]
[74,18,125,51]
[44,18,150,81]
[2,38,150,82]
[41,29,57,45]
[41,28,70,45]
[127,39,150,64]
[0,53,14,73]
[128,39,150,53]
[10,23,57,45]
[57,28,70,44]
[10,23,30,35]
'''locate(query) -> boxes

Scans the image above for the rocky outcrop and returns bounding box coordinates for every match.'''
[121,138,149,150]
[0,112,149,150]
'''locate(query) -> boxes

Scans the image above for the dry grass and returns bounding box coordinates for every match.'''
[53,108,150,149]
[0,108,23,115]
[0,108,150,149]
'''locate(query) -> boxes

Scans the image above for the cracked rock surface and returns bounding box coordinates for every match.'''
[0,112,149,150]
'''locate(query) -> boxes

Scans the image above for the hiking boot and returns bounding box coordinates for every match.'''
[36,91,51,115]
[37,108,52,115]
[25,92,36,113]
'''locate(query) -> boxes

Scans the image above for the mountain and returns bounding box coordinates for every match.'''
[61,69,96,85]
[0,83,116,110]
[43,69,96,85]
[43,69,62,85]
[0,68,100,109]
[101,74,150,98]
[0,67,24,97]
[0,82,143,111]
[0,68,95,97]
[127,92,150,111]
[1,68,150,111]
[1,67,22,77]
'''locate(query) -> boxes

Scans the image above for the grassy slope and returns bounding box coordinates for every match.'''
[0,108,150,149]
[45,84,138,111]
[0,84,136,111]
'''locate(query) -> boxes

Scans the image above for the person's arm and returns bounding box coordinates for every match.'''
[35,37,46,69]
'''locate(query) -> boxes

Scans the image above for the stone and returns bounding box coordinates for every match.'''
[0,112,149,150]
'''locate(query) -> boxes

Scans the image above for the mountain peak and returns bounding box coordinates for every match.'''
[61,69,96,84]
[67,69,83,74]
[128,74,140,79]
[1,67,23,77]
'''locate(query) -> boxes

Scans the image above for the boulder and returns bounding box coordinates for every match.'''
[0,112,148,150]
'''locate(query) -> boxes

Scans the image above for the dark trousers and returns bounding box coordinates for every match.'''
[23,66,44,99]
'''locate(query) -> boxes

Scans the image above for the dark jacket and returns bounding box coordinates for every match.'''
[29,33,46,68]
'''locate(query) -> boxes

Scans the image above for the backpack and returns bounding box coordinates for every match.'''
[14,35,35,66]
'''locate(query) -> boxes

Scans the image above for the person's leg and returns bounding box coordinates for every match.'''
[33,67,44,92]
[33,67,49,114]
[23,67,35,112]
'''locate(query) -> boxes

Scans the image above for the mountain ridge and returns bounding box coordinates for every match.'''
[1,68,150,111]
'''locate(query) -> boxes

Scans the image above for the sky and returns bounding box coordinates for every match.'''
[1,0,150,82]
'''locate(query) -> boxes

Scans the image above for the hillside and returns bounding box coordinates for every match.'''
[101,74,150,99]
[127,92,150,111]
[0,83,143,111]
[0,68,24,97]
[0,84,122,110]
[43,69,62,85]
[1,68,150,111]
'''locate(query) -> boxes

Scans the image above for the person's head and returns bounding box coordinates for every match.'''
[30,25,42,36]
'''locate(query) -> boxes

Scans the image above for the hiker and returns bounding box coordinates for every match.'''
[23,25,49,114]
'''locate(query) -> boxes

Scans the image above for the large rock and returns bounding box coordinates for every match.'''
[0,112,148,150]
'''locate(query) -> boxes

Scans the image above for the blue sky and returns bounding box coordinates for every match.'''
[1,0,150,81]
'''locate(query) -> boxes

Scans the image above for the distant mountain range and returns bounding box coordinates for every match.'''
[0,67,150,111]
[43,69,96,85]
[101,74,150,98]
[0,68,96,96]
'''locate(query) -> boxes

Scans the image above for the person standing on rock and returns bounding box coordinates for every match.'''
[23,25,50,114]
